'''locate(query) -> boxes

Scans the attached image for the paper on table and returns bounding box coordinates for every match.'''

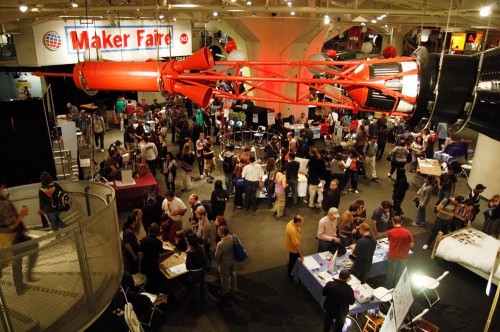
[315,272,334,285]
[318,251,331,260]
[167,263,187,275]
[303,256,321,270]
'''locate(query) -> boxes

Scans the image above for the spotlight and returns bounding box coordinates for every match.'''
[70,1,78,8]
[159,13,165,19]
[213,11,218,17]
[18,1,28,12]
[291,11,295,16]
[324,15,331,25]
[480,6,491,17]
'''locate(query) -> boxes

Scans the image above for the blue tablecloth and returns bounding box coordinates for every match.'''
[291,242,389,314]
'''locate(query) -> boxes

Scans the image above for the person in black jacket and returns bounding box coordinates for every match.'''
[307,148,326,208]
[322,269,355,332]
[211,180,228,217]
[392,168,409,216]
[322,179,341,213]
[285,152,300,205]
[186,233,207,307]
[349,223,377,283]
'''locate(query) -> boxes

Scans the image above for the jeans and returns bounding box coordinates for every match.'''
[225,172,234,197]
[346,169,359,190]
[94,132,104,149]
[244,180,259,210]
[287,252,300,278]
[425,216,451,247]
[415,206,426,224]
[324,311,346,332]
[385,258,408,289]
[287,177,298,205]
[12,239,39,293]
[196,155,204,176]
[46,211,66,232]
[189,269,207,306]
[389,160,406,176]
[164,174,176,194]
[436,190,451,207]
[146,159,156,177]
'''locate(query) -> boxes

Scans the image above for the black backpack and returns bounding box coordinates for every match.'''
[222,154,235,173]
[53,184,72,212]
[201,199,216,221]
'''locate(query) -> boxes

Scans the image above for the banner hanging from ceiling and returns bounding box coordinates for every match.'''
[32,20,192,66]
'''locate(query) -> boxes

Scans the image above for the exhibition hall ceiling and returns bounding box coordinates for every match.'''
[0,0,497,34]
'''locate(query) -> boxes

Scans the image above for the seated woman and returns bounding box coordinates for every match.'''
[104,149,122,180]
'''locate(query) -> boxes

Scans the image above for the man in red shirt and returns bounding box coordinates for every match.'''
[385,216,414,288]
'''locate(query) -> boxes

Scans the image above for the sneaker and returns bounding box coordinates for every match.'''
[348,188,353,192]
[354,190,359,194]
[303,199,308,204]
[341,190,347,194]
[387,173,391,177]
[315,203,322,208]
[95,147,99,151]
[200,174,205,179]
[411,222,423,227]
[101,149,104,152]
[372,177,379,181]
[422,244,429,250]
[229,194,235,198]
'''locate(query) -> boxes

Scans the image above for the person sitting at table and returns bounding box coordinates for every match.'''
[108,140,126,168]
[349,223,377,284]
[104,149,121,181]
[296,112,308,125]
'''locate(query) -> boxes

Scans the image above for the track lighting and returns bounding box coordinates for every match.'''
[70,1,78,8]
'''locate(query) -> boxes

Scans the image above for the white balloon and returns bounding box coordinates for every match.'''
[227,49,247,61]
[361,42,373,54]
[307,54,326,74]
[84,48,102,61]
[205,22,220,34]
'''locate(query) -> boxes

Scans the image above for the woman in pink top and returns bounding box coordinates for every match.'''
[272,166,288,217]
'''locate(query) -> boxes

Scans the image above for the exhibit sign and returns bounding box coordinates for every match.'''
[32,20,192,65]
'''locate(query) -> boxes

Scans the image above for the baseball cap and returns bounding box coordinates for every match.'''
[358,222,370,233]
[475,184,486,190]
[328,207,340,218]
[339,269,351,281]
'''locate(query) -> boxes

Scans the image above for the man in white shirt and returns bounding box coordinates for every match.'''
[161,190,187,227]
[242,156,264,212]
[141,136,159,177]
[317,207,341,253]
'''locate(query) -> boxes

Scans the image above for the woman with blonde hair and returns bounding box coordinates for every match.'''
[181,143,196,191]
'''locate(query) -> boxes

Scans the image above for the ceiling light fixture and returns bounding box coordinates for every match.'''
[480,6,491,17]
[18,1,28,12]
[70,1,78,8]
[324,15,331,25]
[287,1,292,7]
[159,13,165,19]
[247,1,252,5]
[291,11,295,16]
[213,11,218,17]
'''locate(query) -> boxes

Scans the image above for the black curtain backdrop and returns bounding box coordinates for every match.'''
[0,99,56,187]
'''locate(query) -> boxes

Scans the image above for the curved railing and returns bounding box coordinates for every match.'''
[0,181,122,332]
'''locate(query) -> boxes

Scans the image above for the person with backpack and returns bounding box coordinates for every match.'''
[363,136,379,181]
[388,140,409,178]
[423,196,464,250]
[222,145,238,198]
[211,180,229,217]
[38,171,67,232]
[195,205,212,270]
[142,185,164,233]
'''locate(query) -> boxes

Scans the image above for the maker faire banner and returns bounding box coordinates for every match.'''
[32,20,192,66]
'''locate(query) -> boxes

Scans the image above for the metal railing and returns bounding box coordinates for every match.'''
[0,181,122,332]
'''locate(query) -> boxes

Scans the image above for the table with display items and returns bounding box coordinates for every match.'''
[417,158,442,176]
[291,240,392,312]
[111,172,160,211]
[159,248,188,280]
[284,123,321,139]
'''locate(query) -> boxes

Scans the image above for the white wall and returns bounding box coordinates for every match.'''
[0,72,43,101]
[469,133,500,198]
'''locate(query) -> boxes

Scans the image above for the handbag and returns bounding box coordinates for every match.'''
[412,196,420,208]
[181,161,193,172]
[232,234,248,262]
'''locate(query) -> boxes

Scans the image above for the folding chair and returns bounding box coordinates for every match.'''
[414,271,449,307]
[131,273,147,293]
[253,126,267,146]
[458,164,472,179]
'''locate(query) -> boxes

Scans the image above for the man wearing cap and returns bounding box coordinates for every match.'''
[322,269,355,332]
[317,207,342,253]
[285,214,304,280]
[349,223,377,283]
[386,216,414,289]
[468,184,486,222]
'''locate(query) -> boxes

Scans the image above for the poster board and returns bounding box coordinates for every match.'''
[392,268,414,329]
[267,112,275,126]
